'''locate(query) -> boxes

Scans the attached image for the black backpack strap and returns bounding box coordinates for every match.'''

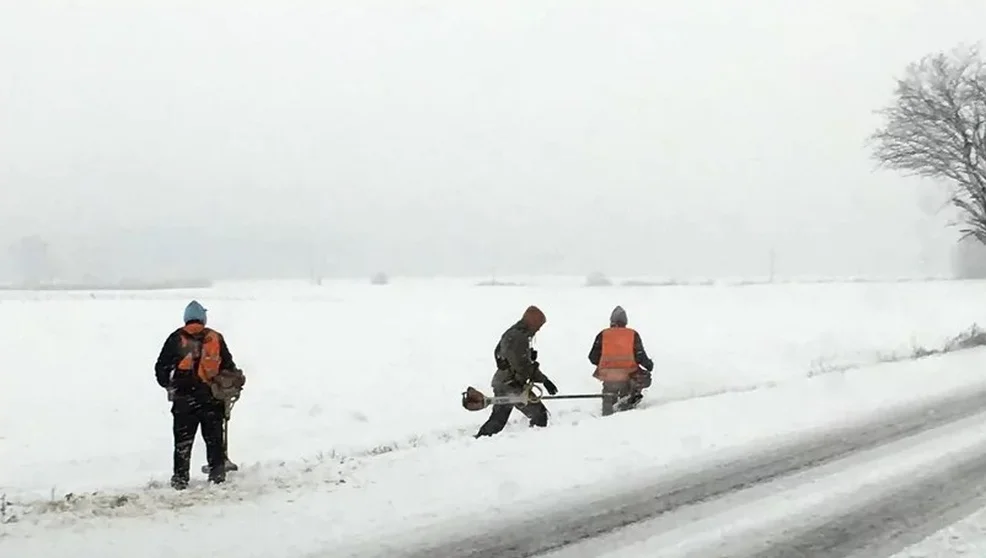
[177,328,205,378]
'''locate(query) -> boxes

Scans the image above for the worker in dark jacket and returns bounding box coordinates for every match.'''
[475,305,558,438]
[154,300,244,489]
[588,305,654,415]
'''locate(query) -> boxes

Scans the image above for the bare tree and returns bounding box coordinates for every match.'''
[871,45,986,243]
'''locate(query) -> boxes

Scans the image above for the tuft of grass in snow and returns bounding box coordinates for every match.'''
[366,443,398,456]
[808,324,986,378]
[943,324,986,351]
[1,493,18,525]
[3,450,357,529]
[2,405,602,530]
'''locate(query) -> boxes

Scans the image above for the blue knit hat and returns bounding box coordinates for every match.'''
[183,300,207,324]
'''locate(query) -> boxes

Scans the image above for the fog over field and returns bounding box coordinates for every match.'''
[2,1,985,283]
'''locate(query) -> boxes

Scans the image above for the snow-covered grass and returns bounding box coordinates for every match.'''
[6,350,986,558]
[2,278,986,556]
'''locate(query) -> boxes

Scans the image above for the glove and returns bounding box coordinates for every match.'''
[543,378,558,395]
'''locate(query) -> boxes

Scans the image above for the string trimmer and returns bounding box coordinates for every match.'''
[201,398,240,475]
[461,383,612,411]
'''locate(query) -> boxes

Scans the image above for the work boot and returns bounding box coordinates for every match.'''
[170,475,189,491]
[207,463,226,485]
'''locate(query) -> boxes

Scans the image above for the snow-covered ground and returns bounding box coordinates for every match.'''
[894,502,986,558]
[2,277,986,557]
[545,406,986,558]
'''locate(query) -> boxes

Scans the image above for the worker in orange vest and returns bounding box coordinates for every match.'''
[587,305,654,416]
[154,301,245,489]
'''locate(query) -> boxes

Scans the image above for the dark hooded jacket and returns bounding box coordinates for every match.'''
[155,321,237,397]
[492,319,548,391]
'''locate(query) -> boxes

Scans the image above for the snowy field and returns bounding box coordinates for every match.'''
[3,277,986,557]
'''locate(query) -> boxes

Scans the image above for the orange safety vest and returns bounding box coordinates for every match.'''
[176,323,223,383]
[594,327,639,382]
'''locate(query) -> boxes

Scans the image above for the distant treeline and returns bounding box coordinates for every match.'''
[0,278,213,291]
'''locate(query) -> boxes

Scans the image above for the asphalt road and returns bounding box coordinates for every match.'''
[382,386,986,558]
[743,441,986,558]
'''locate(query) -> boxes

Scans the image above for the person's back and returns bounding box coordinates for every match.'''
[475,306,558,438]
[588,306,654,415]
[492,315,544,389]
[154,300,244,488]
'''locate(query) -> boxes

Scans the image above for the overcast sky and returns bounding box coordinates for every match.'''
[2,0,985,280]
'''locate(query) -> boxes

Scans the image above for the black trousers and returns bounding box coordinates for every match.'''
[475,401,548,437]
[171,393,226,484]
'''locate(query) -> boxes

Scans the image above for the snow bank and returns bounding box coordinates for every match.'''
[2,279,986,556]
[3,280,986,498]
[4,349,986,558]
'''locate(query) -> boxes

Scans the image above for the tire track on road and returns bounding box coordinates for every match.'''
[388,386,986,558]
[746,446,986,558]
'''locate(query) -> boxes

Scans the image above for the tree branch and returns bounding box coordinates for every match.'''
[871,45,986,244]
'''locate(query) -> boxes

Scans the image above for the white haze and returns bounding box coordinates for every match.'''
[1,0,984,281]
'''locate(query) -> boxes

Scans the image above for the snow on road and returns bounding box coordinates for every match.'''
[2,278,986,557]
[543,407,986,558]
[893,506,986,558]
